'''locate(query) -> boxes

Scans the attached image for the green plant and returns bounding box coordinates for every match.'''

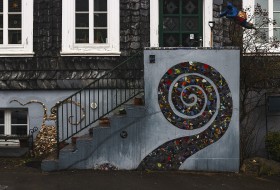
[265,132,280,162]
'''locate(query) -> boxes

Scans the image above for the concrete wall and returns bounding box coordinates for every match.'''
[50,49,240,172]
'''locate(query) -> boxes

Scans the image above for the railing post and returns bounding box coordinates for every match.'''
[56,105,60,158]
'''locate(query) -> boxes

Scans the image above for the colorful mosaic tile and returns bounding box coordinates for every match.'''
[138,61,233,170]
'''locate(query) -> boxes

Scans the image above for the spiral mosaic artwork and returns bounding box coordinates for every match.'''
[138,61,233,170]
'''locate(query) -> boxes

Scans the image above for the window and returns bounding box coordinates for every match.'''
[245,0,280,42]
[0,109,28,136]
[61,0,120,56]
[0,0,33,57]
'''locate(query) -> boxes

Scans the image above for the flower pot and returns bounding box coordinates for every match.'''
[99,117,110,126]
[71,136,78,144]
[134,97,143,105]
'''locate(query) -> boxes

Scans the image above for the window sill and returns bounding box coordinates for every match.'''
[0,52,35,57]
[60,51,121,56]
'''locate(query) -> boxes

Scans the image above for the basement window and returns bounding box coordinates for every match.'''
[0,109,28,136]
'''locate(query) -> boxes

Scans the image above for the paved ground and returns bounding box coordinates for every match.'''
[0,158,279,190]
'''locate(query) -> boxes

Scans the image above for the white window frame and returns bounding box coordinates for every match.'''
[0,109,29,136]
[150,0,213,47]
[0,0,34,57]
[61,0,120,56]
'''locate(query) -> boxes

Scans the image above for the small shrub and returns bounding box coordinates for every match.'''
[265,132,280,162]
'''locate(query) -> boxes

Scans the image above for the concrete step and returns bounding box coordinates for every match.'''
[121,104,146,118]
[60,143,76,153]
[59,134,94,154]
[41,153,59,172]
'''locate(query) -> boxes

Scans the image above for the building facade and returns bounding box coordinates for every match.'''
[1,0,276,170]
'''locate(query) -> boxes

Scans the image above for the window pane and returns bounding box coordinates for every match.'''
[0,109,4,134]
[8,14,21,28]
[255,0,268,10]
[163,33,179,47]
[182,17,199,31]
[11,125,27,135]
[255,14,269,27]
[163,17,180,31]
[76,29,89,43]
[8,30,21,44]
[163,0,179,14]
[8,0,21,12]
[0,30,2,44]
[94,13,107,27]
[274,29,280,40]
[182,0,199,14]
[94,29,107,43]
[11,110,27,124]
[274,13,280,27]
[256,28,269,43]
[0,14,2,28]
[0,0,3,12]
[76,0,88,11]
[94,0,107,11]
[0,110,4,124]
[274,0,280,11]
[0,125,3,134]
[76,13,89,27]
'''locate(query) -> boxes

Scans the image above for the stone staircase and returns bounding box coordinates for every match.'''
[42,99,146,171]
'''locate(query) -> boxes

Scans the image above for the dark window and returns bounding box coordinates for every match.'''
[0,110,4,134]
[268,96,280,112]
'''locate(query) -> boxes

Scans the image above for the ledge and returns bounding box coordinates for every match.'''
[60,51,122,57]
[0,52,35,57]
[144,47,240,50]
[0,135,30,140]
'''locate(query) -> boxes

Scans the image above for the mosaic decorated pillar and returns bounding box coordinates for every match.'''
[141,48,240,172]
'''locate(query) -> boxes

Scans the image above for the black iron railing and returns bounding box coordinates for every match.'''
[54,51,144,155]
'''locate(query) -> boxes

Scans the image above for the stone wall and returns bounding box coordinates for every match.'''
[212,0,243,47]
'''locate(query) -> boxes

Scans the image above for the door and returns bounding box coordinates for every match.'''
[159,0,203,47]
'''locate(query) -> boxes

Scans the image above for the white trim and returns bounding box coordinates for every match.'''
[150,0,212,47]
[204,0,213,47]
[60,51,121,56]
[268,0,273,39]
[4,110,11,135]
[3,0,8,45]
[150,0,159,47]
[0,0,34,57]
[61,0,120,56]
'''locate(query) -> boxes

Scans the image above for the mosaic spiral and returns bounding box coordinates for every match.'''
[158,62,222,130]
[138,61,233,170]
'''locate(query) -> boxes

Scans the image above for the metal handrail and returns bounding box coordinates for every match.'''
[54,51,144,156]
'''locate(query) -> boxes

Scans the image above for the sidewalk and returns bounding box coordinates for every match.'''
[0,158,279,190]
